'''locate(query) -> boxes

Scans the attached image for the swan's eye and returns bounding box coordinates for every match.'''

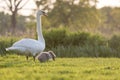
[42,11,45,14]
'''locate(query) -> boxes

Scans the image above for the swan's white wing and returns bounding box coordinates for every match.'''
[6,46,27,53]
[8,38,45,54]
[13,38,39,47]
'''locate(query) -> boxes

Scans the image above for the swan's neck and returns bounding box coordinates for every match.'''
[36,14,45,44]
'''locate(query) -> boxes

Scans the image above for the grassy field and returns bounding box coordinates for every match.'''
[0,55,120,80]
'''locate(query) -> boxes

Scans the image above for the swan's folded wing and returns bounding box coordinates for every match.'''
[12,38,44,53]
[6,46,27,52]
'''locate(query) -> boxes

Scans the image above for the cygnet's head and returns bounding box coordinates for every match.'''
[37,10,47,16]
[48,51,56,61]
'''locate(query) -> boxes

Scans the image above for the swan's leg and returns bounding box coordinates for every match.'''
[33,56,35,61]
[26,56,28,60]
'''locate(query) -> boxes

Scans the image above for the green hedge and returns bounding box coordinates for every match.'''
[51,45,115,57]
[108,35,120,57]
[44,28,106,48]
[0,37,19,55]
[0,29,120,57]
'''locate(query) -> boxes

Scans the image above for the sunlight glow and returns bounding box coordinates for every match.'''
[0,0,120,16]
[97,0,120,8]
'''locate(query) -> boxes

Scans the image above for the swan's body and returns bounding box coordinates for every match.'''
[6,38,45,55]
[6,10,47,61]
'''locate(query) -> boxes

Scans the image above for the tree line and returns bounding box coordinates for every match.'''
[0,0,120,36]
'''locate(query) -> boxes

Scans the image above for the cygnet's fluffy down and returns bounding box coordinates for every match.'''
[37,51,56,62]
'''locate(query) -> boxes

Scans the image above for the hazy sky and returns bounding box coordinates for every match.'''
[97,0,120,8]
[0,0,120,16]
[20,0,120,16]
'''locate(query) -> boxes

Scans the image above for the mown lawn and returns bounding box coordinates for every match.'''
[0,55,120,80]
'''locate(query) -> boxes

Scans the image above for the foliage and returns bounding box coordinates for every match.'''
[0,12,10,35]
[0,37,20,56]
[47,0,101,30]
[1,29,119,57]
[0,0,120,37]
[102,7,120,28]
[35,0,53,10]
[44,28,67,48]
[0,12,27,35]
[51,45,115,58]
[2,0,29,33]
[99,7,120,36]
[44,28,106,48]
[0,28,120,57]
[108,35,120,57]
[109,35,120,49]
[0,55,120,80]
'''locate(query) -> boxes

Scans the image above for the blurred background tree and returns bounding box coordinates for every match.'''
[34,0,101,31]
[0,0,120,37]
[48,0,101,31]
[0,12,10,35]
[1,0,29,34]
[98,7,120,36]
[0,12,26,35]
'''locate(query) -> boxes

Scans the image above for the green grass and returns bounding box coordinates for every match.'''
[0,55,120,80]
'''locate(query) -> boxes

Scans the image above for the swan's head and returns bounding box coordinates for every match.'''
[37,10,47,16]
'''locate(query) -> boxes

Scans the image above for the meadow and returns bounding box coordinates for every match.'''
[0,54,120,80]
[0,29,120,80]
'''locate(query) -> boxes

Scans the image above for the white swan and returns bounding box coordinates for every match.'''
[6,10,47,61]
